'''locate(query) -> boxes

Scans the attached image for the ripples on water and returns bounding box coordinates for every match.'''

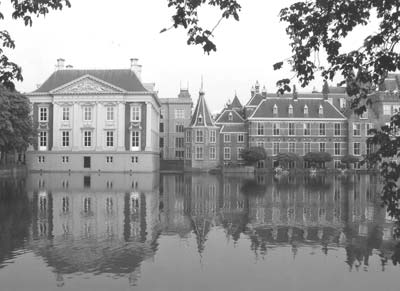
[0,173,399,291]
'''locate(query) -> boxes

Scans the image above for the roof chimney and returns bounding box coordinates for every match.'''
[262,85,267,98]
[130,58,142,80]
[56,58,65,70]
[293,85,298,101]
[255,80,260,93]
[66,65,73,69]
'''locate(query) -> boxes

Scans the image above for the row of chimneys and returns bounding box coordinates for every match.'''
[55,58,143,80]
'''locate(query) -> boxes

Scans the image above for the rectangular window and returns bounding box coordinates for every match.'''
[159,123,164,133]
[210,130,216,143]
[175,137,184,148]
[289,142,295,153]
[38,156,45,163]
[334,160,341,169]
[319,142,326,152]
[62,156,69,163]
[224,134,231,143]
[360,110,368,119]
[39,131,47,148]
[195,146,203,160]
[304,123,311,136]
[175,109,185,119]
[106,106,114,121]
[185,131,191,143]
[353,142,361,155]
[131,131,140,150]
[289,123,295,136]
[62,107,70,121]
[176,124,184,133]
[160,137,164,148]
[39,107,48,122]
[366,123,373,136]
[237,133,244,143]
[319,123,326,136]
[106,156,113,163]
[61,131,69,147]
[209,147,216,160]
[237,147,244,160]
[186,147,191,159]
[175,151,184,158]
[304,142,311,154]
[131,105,141,122]
[83,106,92,121]
[273,142,279,156]
[353,123,361,136]
[195,130,204,143]
[224,147,231,160]
[131,156,139,163]
[106,131,114,147]
[83,131,92,147]
[257,122,264,135]
[334,123,341,136]
[383,105,391,115]
[334,143,341,156]
[273,123,280,136]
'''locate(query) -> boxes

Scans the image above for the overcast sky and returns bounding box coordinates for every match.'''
[3,0,371,112]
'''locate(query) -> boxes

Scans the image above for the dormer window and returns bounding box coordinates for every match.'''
[198,114,203,123]
[304,105,308,115]
[273,104,278,115]
[288,104,293,115]
[319,104,323,115]
[228,112,233,121]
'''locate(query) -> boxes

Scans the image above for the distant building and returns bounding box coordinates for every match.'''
[159,88,193,160]
[26,58,161,172]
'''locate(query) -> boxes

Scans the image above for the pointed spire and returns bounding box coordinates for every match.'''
[190,82,215,127]
[231,93,242,109]
[199,75,204,95]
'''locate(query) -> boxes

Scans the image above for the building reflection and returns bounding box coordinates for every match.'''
[0,171,398,287]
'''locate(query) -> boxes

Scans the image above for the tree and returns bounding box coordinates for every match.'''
[303,152,332,168]
[164,1,400,227]
[241,147,266,165]
[0,0,71,90]
[0,86,35,164]
[275,152,300,168]
[341,154,360,169]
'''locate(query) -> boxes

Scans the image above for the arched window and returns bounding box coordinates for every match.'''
[198,114,203,123]
[304,105,308,115]
[273,104,278,115]
[319,104,323,115]
[228,112,233,121]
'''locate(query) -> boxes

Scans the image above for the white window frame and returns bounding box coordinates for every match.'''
[131,105,141,122]
[175,109,185,119]
[195,129,204,143]
[289,142,295,153]
[224,147,231,160]
[224,134,231,143]
[62,107,70,121]
[383,105,391,115]
[106,156,113,163]
[273,123,280,136]
[288,123,295,136]
[106,106,114,121]
[131,131,140,151]
[366,123,373,136]
[185,131,191,143]
[106,131,114,147]
[353,123,361,136]
[237,147,244,160]
[209,146,216,160]
[319,142,326,152]
[273,142,279,156]
[61,131,70,147]
[334,123,341,136]
[334,142,341,156]
[83,130,92,147]
[39,131,47,151]
[209,130,216,143]
[83,106,92,122]
[319,123,326,136]
[257,122,264,135]
[39,106,48,122]
[304,123,311,136]
[353,142,361,156]
[304,142,311,155]
[195,146,203,160]
[237,133,244,143]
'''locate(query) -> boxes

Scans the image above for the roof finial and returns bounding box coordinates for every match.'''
[200,75,204,94]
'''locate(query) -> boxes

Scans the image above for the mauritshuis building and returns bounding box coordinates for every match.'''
[25,59,400,172]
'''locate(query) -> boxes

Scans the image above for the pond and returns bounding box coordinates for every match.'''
[0,172,399,291]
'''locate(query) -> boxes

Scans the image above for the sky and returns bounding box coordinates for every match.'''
[2,0,372,113]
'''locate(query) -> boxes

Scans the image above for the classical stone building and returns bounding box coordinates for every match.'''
[26,59,161,172]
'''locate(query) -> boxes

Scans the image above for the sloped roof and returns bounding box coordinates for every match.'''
[215,108,244,124]
[250,98,346,119]
[34,69,147,92]
[220,124,246,133]
[230,95,242,108]
[190,92,215,127]
[246,93,264,107]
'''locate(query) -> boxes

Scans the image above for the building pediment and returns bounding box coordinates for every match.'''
[50,75,126,95]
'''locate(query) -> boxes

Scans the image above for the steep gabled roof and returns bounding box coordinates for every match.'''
[250,98,346,119]
[231,94,242,109]
[34,69,147,93]
[190,91,215,127]
[215,108,244,124]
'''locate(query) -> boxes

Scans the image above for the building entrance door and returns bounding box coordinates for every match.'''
[84,156,91,168]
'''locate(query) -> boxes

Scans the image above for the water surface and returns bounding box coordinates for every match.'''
[0,173,398,291]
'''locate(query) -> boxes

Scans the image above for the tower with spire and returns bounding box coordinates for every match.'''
[184,80,220,170]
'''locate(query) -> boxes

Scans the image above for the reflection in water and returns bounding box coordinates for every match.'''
[0,172,398,290]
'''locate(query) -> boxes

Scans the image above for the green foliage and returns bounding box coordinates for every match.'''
[303,152,332,163]
[241,147,266,165]
[0,0,71,90]
[340,154,359,167]
[275,152,300,162]
[0,86,35,160]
